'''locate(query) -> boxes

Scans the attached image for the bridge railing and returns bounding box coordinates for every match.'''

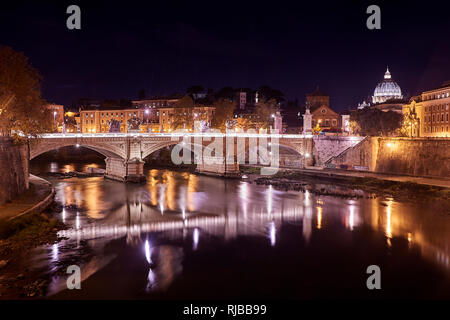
[36,132,318,139]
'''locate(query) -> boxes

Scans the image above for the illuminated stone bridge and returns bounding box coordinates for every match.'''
[30,133,363,182]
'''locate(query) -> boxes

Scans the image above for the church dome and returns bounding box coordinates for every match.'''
[372,67,403,104]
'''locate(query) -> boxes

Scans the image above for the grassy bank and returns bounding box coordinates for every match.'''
[0,205,66,298]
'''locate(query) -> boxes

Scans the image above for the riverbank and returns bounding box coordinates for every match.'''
[241,166,450,212]
[0,175,68,298]
[0,207,67,298]
[0,175,55,221]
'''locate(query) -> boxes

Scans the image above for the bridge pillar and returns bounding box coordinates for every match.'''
[195,136,240,178]
[196,156,240,177]
[104,157,146,183]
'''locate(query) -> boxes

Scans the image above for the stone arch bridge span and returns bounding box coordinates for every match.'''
[30,133,363,182]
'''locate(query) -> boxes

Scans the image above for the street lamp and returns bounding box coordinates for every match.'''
[145,109,150,133]
[53,111,57,132]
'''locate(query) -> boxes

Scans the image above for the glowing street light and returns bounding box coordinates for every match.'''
[53,111,57,131]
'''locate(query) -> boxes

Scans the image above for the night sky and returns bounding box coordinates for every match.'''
[1,0,450,111]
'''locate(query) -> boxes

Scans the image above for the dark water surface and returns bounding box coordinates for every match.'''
[28,161,450,299]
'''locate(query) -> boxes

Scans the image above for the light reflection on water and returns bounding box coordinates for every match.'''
[27,162,450,297]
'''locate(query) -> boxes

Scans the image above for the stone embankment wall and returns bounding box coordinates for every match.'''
[0,139,29,205]
[330,137,450,178]
[312,136,365,166]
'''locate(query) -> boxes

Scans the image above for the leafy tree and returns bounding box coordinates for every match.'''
[257,85,285,104]
[312,122,321,134]
[350,108,402,136]
[176,95,195,109]
[211,98,236,131]
[0,46,52,140]
[236,117,251,131]
[215,86,235,101]
[170,96,195,130]
[400,106,419,137]
[254,99,278,129]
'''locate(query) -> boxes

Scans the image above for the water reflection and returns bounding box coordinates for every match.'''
[193,228,199,251]
[144,239,152,264]
[26,162,450,297]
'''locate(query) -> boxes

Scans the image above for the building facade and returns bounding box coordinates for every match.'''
[158,105,215,132]
[132,97,181,124]
[311,105,340,131]
[79,107,148,133]
[79,101,215,134]
[403,83,450,137]
[305,87,342,132]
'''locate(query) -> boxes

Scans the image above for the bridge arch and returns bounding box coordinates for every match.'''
[142,139,213,164]
[30,138,127,160]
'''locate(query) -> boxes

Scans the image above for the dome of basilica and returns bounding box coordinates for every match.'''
[372,67,403,104]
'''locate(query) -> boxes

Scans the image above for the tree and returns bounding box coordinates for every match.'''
[215,86,235,101]
[254,98,278,129]
[257,85,285,104]
[236,117,251,131]
[313,122,321,134]
[400,106,419,137]
[211,98,236,131]
[350,108,402,136]
[170,96,195,130]
[0,46,52,140]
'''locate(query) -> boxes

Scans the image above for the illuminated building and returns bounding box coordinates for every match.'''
[372,67,403,104]
[358,68,406,114]
[132,96,180,124]
[79,105,147,133]
[305,87,341,131]
[402,82,450,137]
[158,105,215,132]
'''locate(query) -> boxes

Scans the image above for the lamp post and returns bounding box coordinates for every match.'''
[145,109,150,123]
[145,109,150,133]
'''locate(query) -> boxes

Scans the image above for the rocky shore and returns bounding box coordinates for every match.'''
[47,169,105,179]
[254,176,371,199]
[241,168,450,211]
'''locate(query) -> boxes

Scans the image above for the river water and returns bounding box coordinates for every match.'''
[27,160,450,299]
